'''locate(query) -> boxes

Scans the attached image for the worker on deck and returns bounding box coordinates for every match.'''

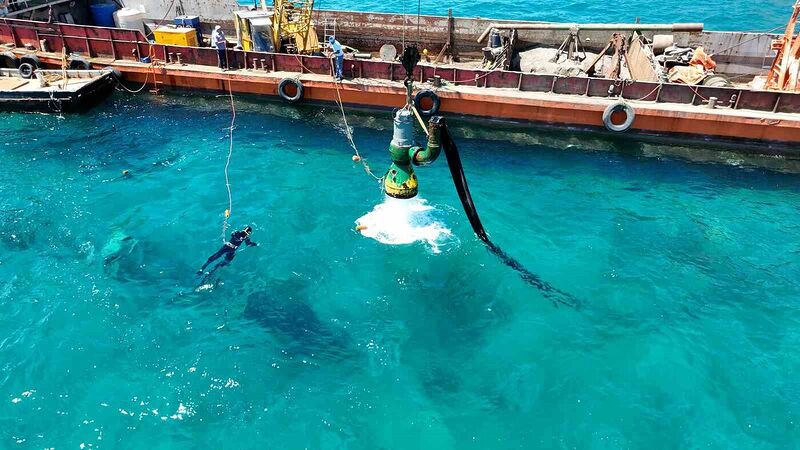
[212,25,228,70]
[197,226,258,275]
[0,0,9,18]
[328,36,344,81]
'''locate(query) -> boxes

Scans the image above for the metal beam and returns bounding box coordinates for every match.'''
[8,0,73,18]
[478,23,704,43]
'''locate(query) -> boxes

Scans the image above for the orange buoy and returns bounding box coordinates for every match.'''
[355,224,367,231]
[224,209,231,218]
[121,169,130,176]
[352,155,362,162]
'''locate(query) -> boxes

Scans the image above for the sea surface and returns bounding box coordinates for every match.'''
[239,0,793,32]
[1,91,800,449]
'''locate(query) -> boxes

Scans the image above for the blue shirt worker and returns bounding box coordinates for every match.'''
[0,0,9,17]
[212,25,228,70]
[328,36,344,81]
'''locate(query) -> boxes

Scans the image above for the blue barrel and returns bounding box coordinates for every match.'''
[89,3,118,28]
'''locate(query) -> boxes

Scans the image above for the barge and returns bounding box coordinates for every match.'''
[1,2,799,147]
[0,67,116,113]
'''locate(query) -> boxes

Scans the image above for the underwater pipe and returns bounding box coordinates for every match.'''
[439,125,578,308]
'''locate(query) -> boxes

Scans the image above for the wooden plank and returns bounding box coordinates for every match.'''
[0,78,29,90]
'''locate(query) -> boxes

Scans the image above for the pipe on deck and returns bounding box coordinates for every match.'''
[477,22,704,43]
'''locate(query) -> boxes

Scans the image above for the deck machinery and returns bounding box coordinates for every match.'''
[235,0,321,53]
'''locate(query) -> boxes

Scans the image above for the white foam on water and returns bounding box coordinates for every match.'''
[356,196,456,254]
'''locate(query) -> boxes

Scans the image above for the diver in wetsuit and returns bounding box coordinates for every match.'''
[197,226,258,275]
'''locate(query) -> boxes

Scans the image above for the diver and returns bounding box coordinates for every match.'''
[197,226,258,275]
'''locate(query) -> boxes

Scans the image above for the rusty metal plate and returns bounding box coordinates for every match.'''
[452,69,483,86]
[587,78,614,97]
[274,54,302,73]
[776,92,800,114]
[736,90,780,111]
[520,74,556,92]
[691,86,739,106]
[553,76,588,95]
[433,68,457,82]
[484,71,520,89]
[658,84,694,104]
[622,81,661,101]
[359,60,392,80]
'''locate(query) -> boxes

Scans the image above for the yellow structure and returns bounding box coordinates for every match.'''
[153,27,200,47]
[234,10,275,52]
[257,0,321,54]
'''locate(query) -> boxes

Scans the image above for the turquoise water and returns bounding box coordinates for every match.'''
[239,0,794,32]
[2,92,800,448]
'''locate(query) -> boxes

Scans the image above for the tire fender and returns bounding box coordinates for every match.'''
[278,78,304,103]
[69,57,92,70]
[602,102,635,132]
[20,54,41,69]
[18,62,35,79]
[0,51,20,69]
[413,89,441,116]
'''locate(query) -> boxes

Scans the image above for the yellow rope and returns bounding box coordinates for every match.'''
[332,79,382,182]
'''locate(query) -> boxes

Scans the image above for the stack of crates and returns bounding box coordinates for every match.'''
[174,16,203,47]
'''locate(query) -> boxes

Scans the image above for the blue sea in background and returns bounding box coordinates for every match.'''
[239,0,792,32]
[1,91,800,448]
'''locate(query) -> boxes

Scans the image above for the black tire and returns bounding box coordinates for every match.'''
[278,78,304,103]
[0,51,19,69]
[18,62,35,79]
[20,54,41,69]
[602,102,635,132]
[68,57,92,70]
[702,74,732,88]
[414,90,441,116]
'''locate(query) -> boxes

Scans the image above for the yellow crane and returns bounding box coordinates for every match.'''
[268,0,320,53]
[235,0,320,54]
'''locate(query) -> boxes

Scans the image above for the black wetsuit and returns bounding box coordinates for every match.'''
[200,230,257,273]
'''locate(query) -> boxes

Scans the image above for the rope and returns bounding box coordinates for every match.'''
[220,78,236,243]
[115,68,151,93]
[333,80,382,182]
[416,0,421,46]
[402,0,406,49]
[111,0,179,95]
[144,0,177,41]
[687,84,709,102]
[288,55,381,183]
[627,82,662,102]
[446,66,502,84]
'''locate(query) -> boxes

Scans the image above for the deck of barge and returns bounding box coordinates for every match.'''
[66,55,800,146]
[2,16,800,146]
